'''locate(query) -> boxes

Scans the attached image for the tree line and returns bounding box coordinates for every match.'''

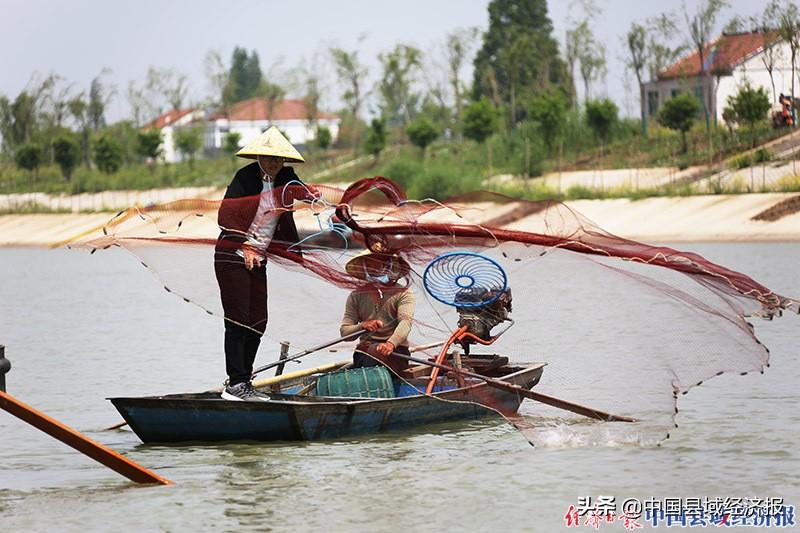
[0,0,785,188]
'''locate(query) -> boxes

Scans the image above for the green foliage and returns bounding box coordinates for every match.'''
[222,132,242,155]
[405,116,438,151]
[754,147,773,163]
[364,119,387,157]
[463,99,499,144]
[52,134,80,181]
[729,153,752,170]
[14,143,44,174]
[314,126,332,150]
[229,47,263,103]
[528,90,568,152]
[473,0,568,115]
[93,134,123,174]
[174,126,203,167]
[658,94,700,153]
[136,129,163,160]
[0,90,42,150]
[378,44,422,125]
[726,83,771,147]
[585,99,618,144]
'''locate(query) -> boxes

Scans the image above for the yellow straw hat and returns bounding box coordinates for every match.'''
[345,250,411,281]
[235,126,305,162]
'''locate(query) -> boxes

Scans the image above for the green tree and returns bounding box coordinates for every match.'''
[585,98,618,147]
[259,80,286,125]
[684,0,729,129]
[222,131,241,156]
[625,23,649,136]
[464,98,500,171]
[137,129,163,173]
[93,134,123,174]
[229,47,263,103]
[53,134,80,181]
[314,126,332,150]
[364,118,387,158]
[528,90,568,153]
[330,46,369,152]
[658,93,699,153]
[15,143,44,177]
[473,0,568,113]
[778,2,800,123]
[463,98,500,144]
[87,70,114,131]
[726,83,771,148]
[0,80,52,152]
[406,116,438,151]
[445,27,480,140]
[174,126,203,168]
[378,44,422,126]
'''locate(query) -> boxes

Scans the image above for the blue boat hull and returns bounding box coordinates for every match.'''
[110,364,544,443]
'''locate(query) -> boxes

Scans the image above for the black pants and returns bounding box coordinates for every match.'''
[215,251,268,385]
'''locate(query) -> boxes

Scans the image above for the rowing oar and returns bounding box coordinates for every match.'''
[391,352,637,423]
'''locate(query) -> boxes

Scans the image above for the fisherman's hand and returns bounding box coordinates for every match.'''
[360,319,383,332]
[305,184,321,200]
[243,245,263,270]
[375,341,395,356]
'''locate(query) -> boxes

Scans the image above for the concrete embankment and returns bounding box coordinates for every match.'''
[1,192,798,247]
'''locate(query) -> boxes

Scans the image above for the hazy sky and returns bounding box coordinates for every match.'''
[1,0,766,121]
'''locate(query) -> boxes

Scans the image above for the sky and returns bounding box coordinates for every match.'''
[0,0,767,122]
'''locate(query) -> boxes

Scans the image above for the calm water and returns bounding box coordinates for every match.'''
[1,243,798,532]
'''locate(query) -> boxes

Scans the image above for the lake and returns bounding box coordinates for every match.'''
[1,243,798,531]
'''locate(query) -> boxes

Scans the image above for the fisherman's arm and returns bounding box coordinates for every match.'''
[379,291,416,355]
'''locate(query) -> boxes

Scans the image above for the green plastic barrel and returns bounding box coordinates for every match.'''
[316,366,395,398]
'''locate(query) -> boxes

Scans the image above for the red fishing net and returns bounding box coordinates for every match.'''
[73,176,799,445]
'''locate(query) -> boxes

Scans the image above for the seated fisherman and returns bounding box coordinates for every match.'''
[340,250,415,374]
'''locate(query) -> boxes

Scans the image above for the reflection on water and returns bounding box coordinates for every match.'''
[1,243,799,531]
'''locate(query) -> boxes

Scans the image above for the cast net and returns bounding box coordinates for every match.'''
[72,176,799,446]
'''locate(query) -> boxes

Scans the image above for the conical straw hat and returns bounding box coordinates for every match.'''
[235,126,305,162]
[345,250,410,281]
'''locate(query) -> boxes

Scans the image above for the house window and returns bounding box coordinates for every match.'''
[670,89,681,98]
[694,85,704,102]
[647,91,659,116]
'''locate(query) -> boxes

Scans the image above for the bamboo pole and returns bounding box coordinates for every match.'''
[0,390,171,485]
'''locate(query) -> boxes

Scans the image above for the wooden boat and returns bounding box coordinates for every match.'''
[109,356,545,443]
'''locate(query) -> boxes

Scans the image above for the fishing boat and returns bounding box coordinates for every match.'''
[110,356,546,443]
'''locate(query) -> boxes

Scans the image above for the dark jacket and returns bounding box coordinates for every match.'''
[216,162,303,250]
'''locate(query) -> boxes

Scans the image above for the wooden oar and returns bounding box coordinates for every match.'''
[391,352,637,423]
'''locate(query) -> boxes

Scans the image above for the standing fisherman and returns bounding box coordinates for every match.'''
[215,127,317,401]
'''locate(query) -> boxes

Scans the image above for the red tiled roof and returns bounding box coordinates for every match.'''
[210,98,338,121]
[143,108,195,130]
[659,31,779,79]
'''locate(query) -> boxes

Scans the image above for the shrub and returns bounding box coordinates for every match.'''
[15,143,44,175]
[93,134,123,174]
[405,116,439,151]
[658,94,700,153]
[53,134,80,181]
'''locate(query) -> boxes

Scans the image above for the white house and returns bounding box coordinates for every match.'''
[143,108,205,163]
[205,98,340,152]
[642,31,792,123]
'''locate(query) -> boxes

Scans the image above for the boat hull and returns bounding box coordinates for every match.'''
[110,364,544,443]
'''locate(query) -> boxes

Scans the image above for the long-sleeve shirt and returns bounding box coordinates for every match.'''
[340,288,415,348]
